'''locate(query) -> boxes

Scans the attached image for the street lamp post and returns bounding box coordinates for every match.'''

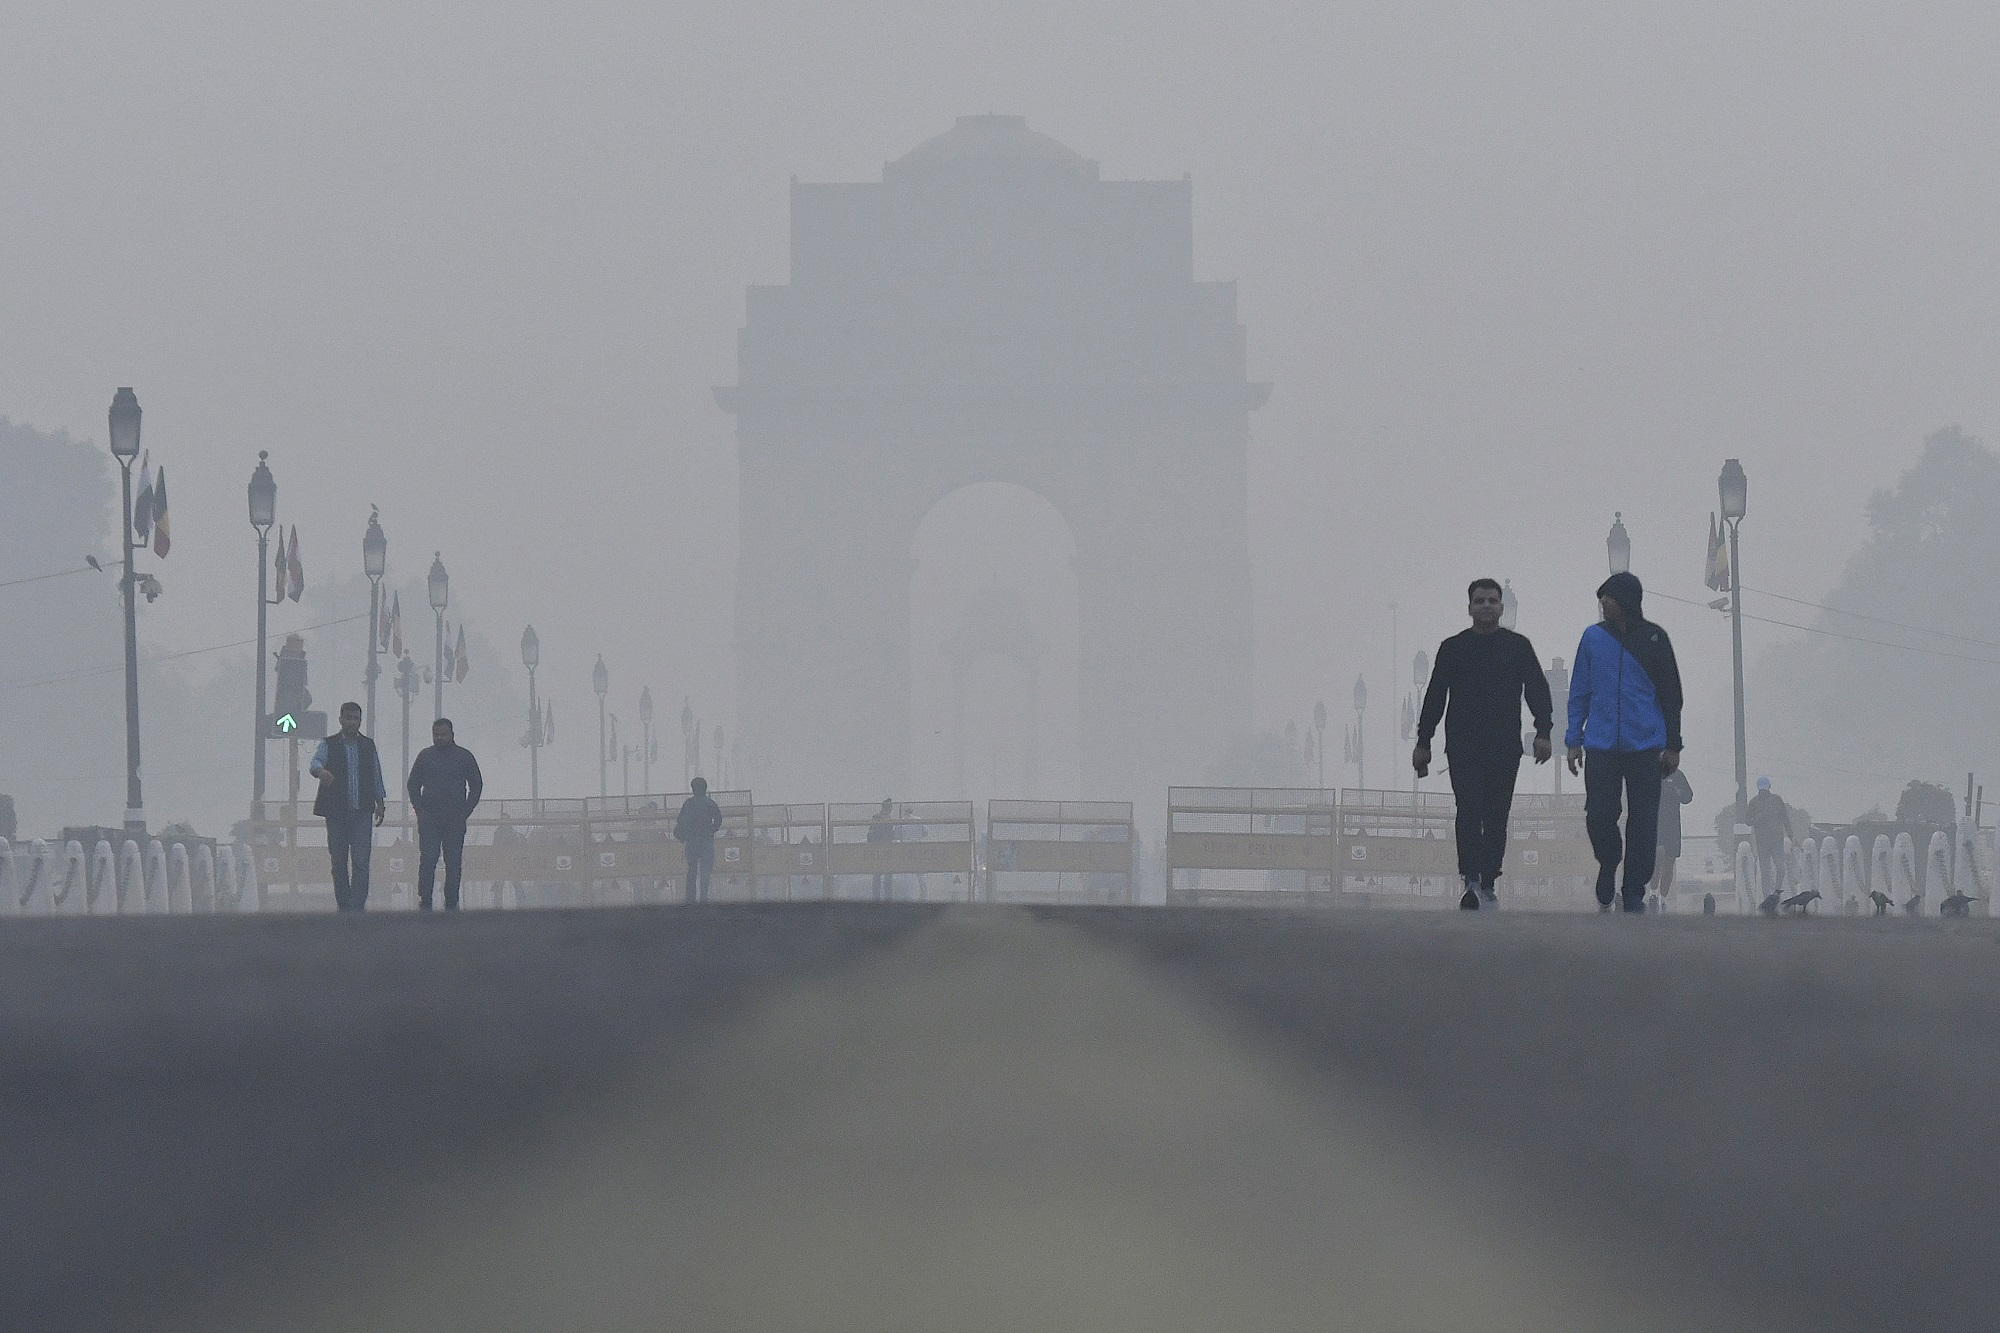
[427,553,449,722]
[247,450,277,818]
[593,656,609,798]
[640,687,654,794]
[107,389,145,834]
[521,626,541,809]
[681,697,695,784]
[1313,700,1327,793]
[1607,513,1632,575]
[363,509,387,734]
[394,654,420,817]
[1719,460,1750,830]
[1544,657,1569,795]
[1352,675,1368,791]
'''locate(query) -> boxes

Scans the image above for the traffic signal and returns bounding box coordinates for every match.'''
[273,633,311,716]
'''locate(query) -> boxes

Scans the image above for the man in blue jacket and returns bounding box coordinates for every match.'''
[1565,572,1683,912]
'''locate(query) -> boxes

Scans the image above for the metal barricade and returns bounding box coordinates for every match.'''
[749,804,830,900]
[1164,787,1338,906]
[986,800,1134,904]
[827,801,975,901]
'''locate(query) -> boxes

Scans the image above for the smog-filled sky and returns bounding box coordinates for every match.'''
[6,1,2000,829]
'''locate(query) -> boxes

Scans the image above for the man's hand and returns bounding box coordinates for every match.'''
[374,801,387,828]
[1532,735,1552,765]
[312,766,336,788]
[1566,745,1584,776]
[1412,745,1430,778]
[1660,749,1681,776]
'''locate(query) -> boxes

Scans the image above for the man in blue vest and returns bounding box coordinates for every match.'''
[1566,572,1684,912]
[309,702,387,912]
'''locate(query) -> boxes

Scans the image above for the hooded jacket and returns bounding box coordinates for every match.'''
[1565,572,1684,754]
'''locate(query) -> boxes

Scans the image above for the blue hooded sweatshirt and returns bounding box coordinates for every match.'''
[1565,572,1684,754]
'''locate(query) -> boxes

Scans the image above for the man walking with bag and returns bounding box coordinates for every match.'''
[406,717,483,911]
[1565,572,1684,913]
[309,702,387,911]
[1412,578,1555,910]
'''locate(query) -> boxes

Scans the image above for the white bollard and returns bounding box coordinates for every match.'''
[168,843,192,914]
[1841,836,1865,914]
[118,840,145,914]
[20,839,53,915]
[1735,838,1758,912]
[89,840,117,915]
[1871,836,1892,912]
[1892,833,1918,912]
[1816,839,1839,911]
[1954,816,1986,913]
[216,844,240,911]
[193,844,216,913]
[144,839,168,914]
[238,844,262,913]
[1925,831,1953,916]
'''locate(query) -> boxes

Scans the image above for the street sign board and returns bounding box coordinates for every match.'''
[267,710,328,739]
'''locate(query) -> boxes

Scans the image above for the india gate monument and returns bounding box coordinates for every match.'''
[716,116,1268,802]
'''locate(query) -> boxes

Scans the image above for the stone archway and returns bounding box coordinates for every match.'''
[716,116,1268,802]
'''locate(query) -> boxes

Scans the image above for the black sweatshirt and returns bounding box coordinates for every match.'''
[407,743,484,822]
[1415,628,1554,756]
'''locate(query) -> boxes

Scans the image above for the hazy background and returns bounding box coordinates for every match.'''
[6,1,2000,836]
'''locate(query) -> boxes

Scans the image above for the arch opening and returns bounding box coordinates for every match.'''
[909,482,1080,803]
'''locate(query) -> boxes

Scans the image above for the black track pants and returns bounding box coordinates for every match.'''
[1448,750,1521,884]
[1584,749,1663,907]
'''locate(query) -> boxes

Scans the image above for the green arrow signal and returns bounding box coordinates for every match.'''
[276,713,297,733]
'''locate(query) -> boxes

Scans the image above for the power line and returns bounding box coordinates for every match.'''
[1741,584,2000,651]
[0,565,98,590]
[1651,591,2000,667]
[7,614,368,689]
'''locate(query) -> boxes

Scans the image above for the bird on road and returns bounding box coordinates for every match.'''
[1867,890,1893,917]
[1940,890,1980,918]
[1781,888,1821,915]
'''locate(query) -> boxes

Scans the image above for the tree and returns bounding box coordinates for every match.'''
[1895,780,1956,825]
[1744,427,2000,823]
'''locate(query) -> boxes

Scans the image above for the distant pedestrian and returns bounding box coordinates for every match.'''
[674,777,723,904]
[1745,777,1792,896]
[1656,769,1694,901]
[1413,578,1554,910]
[867,798,895,901]
[1565,572,1684,913]
[406,718,483,911]
[309,702,387,912]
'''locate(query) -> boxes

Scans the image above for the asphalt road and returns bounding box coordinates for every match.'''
[4,904,1997,1331]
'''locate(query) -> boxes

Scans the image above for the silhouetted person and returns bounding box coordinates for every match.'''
[1702,891,1717,916]
[867,798,895,901]
[1413,578,1553,910]
[1745,776,1792,896]
[674,777,723,904]
[1565,573,1683,913]
[1781,888,1821,915]
[1868,889,1893,917]
[309,702,386,911]
[1657,768,1693,900]
[406,718,482,911]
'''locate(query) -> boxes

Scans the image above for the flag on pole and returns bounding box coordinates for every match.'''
[150,467,171,557]
[1705,513,1731,592]
[378,589,392,650]
[133,453,154,545]
[544,701,554,746]
[390,592,403,657]
[442,623,456,679]
[454,625,468,683]
[271,529,288,603]
[286,526,304,601]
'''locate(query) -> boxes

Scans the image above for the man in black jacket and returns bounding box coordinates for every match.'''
[309,702,387,911]
[673,777,724,904]
[1413,578,1554,909]
[406,717,483,911]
